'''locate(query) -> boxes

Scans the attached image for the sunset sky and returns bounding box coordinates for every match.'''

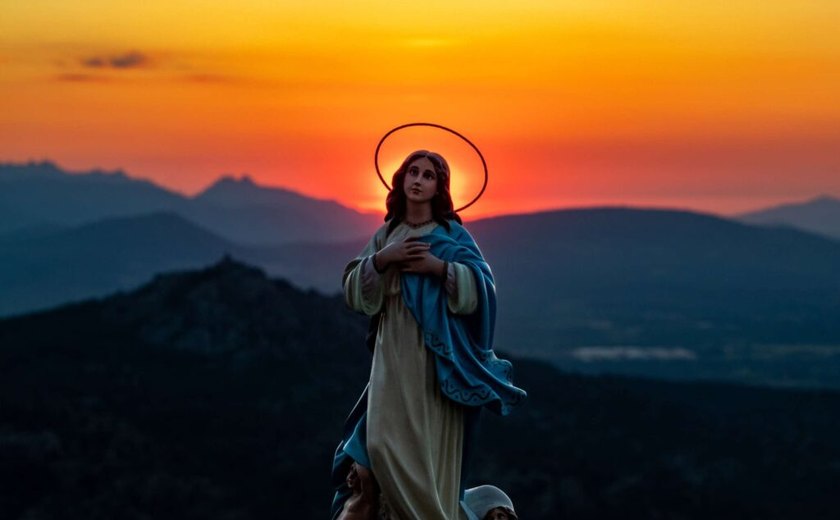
[1,1,838,218]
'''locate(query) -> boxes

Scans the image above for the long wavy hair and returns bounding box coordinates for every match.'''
[385,150,462,234]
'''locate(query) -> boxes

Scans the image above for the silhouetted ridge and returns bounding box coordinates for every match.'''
[194,174,303,207]
[0,160,381,245]
[57,211,222,241]
[0,160,67,180]
[96,255,365,356]
[810,194,840,205]
[0,254,370,360]
[447,207,840,388]
[0,212,241,317]
[471,206,751,239]
[0,161,185,235]
[738,194,840,239]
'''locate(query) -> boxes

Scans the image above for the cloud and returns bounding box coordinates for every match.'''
[176,72,278,89]
[54,73,109,83]
[81,51,149,69]
[182,73,237,84]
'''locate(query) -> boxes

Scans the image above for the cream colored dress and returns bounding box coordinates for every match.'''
[343,221,478,520]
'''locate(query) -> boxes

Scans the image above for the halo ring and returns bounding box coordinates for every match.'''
[374,122,488,213]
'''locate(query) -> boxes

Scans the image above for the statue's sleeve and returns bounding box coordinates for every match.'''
[446,262,478,314]
[343,230,385,316]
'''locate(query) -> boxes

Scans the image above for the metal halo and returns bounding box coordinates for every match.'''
[374,122,488,213]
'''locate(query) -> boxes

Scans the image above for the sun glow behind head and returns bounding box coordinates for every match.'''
[374,123,488,213]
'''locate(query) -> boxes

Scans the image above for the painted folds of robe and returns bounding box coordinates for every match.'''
[331,221,526,519]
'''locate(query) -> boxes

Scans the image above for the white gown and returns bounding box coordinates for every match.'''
[343,221,478,519]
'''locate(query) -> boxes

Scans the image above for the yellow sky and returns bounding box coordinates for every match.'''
[2,1,839,216]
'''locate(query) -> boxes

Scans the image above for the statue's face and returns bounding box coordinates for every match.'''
[403,156,438,205]
[484,508,513,520]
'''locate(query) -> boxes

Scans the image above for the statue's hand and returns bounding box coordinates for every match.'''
[376,237,429,270]
[400,250,445,277]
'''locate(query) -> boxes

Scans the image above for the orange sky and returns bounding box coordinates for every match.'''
[1,1,839,218]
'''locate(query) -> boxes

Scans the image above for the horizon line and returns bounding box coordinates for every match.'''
[2,158,835,220]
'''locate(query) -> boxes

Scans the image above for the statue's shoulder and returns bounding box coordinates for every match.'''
[447,219,465,232]
[372,221,393,247]
[447,220,475,242]
[375,222,390,236]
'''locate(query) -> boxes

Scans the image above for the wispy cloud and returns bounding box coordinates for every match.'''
[54,73,110,82]
[181,73,238,84]
[81,51,149,69]
[54,50,255,87]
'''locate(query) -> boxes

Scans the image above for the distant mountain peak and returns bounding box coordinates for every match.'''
[193,173,331,211]
[215,173,257,186]
[740,194,840,216]
[737,193,840,239]
[143,254,275,301]
[0,160,68,180]
[206,253,266,278]
[0,159,57,169]
[196,173,297,201]
[1,160,140,185]
[808,194,840,205]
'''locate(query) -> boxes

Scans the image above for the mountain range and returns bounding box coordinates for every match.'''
[738,194,840,239]
[3,160,840,388]
[0,161,381,244]
[0,209,373,318]
[9,161,839,244]
[4,205,840,387]
[471,209,840,387]
[2,258,838,519]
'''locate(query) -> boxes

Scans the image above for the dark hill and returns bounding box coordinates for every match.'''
[738,195,840,239]
[467,208,840,386]
[0,212,236,316]
[2,258,840,519]
[0,257,370,519]
[0,210,368,317]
